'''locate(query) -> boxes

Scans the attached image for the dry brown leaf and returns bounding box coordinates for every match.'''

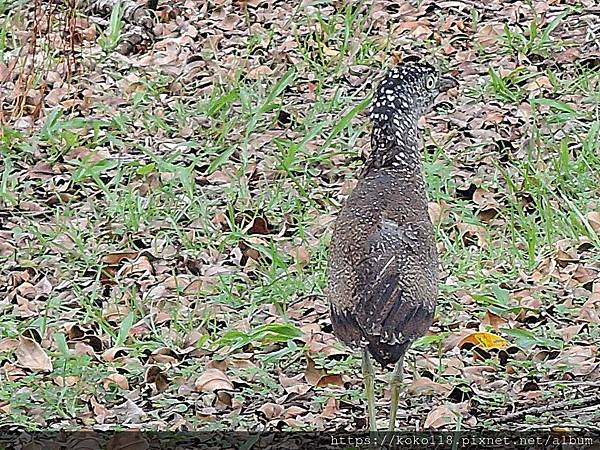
[559,324,584,343]
[321,397,338,418]
[424,404,457,429]
[587,211,600,232]
[412,25,432,40]
[195,368,234,392]
[33,276,52,298]
[304,356,345,388]
[428,201,444,226]
[572,266,597,284]
[321,44,339,57]
[145,366,169,393]
[525,75,553,92]
[443,329,475,350]
[407,377,452,396]
[556,346,598,376]
[259,402,284,420]
[119,255,153,276]
[289,245,310,268]
[206,170,231,184]
[0,338,18,353]
[285,405,307,418]
[456,223,487,248]
[304,356,326,386]
[54,375,79,387]
[101,251,139,265]
[246,216,271,235]
[475,23,504,46]
[15,336,52,372]
[317,374,345,388]
[0,402,11,415]
[482,311,508,330]
[103,373,129,390]
[150,347,178,364]
[462,365,496,384]
[102,347,130,362]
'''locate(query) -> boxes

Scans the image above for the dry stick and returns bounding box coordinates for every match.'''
[538,380,600,388]
[521,423,600,433]
[494,395,600,424]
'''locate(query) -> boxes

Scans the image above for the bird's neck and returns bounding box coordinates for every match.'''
[362,115,422,176]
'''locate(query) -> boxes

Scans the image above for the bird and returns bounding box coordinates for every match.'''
[327,61,457,431]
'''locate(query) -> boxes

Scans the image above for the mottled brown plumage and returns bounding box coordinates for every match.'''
[327,61,457,430]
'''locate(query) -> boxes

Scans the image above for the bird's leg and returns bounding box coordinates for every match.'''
[389,355,404,432]
[361,349,377,431]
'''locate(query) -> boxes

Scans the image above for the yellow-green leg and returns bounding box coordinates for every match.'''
[361,349,377,431]
[389,356,404,431]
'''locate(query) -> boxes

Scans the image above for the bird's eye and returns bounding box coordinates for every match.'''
[426,75,436,90]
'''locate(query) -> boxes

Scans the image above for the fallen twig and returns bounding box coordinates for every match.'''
[494,395,600,424]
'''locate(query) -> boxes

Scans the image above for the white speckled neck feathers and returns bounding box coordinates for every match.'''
[363,114,421,175]
[361,62,442,176]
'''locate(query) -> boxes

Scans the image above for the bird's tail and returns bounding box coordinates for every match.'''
[367,339,410,368]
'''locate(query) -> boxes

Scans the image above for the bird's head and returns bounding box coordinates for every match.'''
[369,62,457,125]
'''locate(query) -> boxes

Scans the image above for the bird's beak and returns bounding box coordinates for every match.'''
[438,75,459,92]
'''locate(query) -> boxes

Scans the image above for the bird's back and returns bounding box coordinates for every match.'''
[327,167,438,366]
[327,62,449,367]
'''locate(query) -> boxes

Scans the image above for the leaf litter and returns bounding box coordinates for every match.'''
[0,0,599,432]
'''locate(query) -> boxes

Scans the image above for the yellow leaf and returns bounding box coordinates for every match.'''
[459,332,509,350]
[322,44,339,57]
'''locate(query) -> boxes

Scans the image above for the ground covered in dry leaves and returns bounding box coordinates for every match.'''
[1,0,600,432]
